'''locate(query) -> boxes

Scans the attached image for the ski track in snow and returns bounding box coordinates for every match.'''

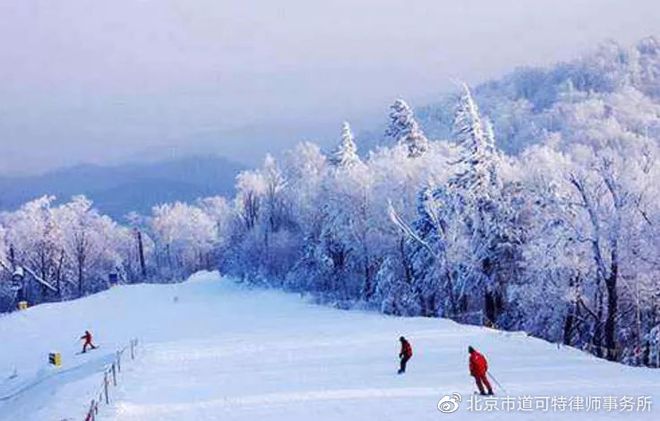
[0,272,658,421]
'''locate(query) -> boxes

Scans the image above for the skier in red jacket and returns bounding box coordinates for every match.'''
[398,336,413,374]
[469,346,493,395]
[80,330,97,353]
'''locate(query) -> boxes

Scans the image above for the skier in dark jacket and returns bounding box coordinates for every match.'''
[468,346,493,395]
[398,336,413,374]
[80,330,97,353]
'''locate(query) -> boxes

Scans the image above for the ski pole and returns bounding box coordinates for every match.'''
[487,372,508,394]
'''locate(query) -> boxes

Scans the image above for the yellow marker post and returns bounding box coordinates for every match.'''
[18,301,28,310]
[48,352,62,367]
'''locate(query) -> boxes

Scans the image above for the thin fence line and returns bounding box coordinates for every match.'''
[83,338,139,421]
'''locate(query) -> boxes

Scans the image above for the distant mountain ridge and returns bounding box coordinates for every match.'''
[0,155,245,220]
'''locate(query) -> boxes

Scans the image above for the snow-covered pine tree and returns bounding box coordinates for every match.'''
[482,118,502,188]
[329,122,360,168]
[449,85,500,194]
[446,84,515,326]
[385,99,429,158]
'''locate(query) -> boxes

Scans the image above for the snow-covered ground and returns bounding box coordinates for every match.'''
[0,272,658,421]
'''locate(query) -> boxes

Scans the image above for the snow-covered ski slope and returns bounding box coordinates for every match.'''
[0,272,658,421]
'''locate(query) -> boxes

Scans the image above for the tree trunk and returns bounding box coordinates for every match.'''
[484,288,501,327]
[604,257,619,361]
[78,260,84,297]
[137,230,146,281]
[362,256,372,300]
[593,287,604,358]
[56,251,64,301]
[563,275,577,345]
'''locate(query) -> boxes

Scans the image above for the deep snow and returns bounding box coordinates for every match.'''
[0,272,658,421]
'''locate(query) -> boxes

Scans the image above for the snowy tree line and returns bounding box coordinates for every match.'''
[0,195,229,311]
[1,38,659,367]
[216,86,659,367]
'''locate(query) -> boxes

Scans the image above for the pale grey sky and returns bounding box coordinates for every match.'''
[1,0,659,174]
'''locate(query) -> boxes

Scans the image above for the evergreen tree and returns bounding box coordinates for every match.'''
[447,84,514,326]
[385,99,429,158]
[449,85,499,194]
[329,122,360,168]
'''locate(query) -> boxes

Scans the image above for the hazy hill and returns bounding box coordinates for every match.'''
[0,155,245,220]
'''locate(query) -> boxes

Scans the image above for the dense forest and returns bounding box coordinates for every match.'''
[1,38,659,367]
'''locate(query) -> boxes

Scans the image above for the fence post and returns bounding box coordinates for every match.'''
[103,372,109,404]
[86,399,95,421]
[79,338,139,421]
